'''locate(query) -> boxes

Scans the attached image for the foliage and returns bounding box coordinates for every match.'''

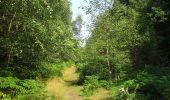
[0,0,76,79]
[72,15,83,39]
[0,0,77,99]
[38,61,73,79]
[0,77,55,100]
[82,76,100,96]
[78,59,112,84]
[110,67,170,100]
[0,0,170,99]
[82,76,113,97]
[78,0,170,99]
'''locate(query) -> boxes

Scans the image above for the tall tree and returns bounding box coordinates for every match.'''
[79,0,170,99]
[0,0,76,78]
[72,15,83,39]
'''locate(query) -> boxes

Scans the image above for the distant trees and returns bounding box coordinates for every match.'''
[72,15,83,39]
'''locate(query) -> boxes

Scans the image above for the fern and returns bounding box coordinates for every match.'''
[0,77,54,100]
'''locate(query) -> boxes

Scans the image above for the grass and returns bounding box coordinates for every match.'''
[46,65,111,100]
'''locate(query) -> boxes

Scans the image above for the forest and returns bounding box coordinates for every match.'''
[0,0,170,100]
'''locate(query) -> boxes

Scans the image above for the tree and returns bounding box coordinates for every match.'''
[0,0,76,78]
[79,0,170,99]
[72,15,83,39]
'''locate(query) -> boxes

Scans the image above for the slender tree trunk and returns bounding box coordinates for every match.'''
[106,39,111,79]
[8,12,16,34]
[115,69,120,81]
[6,12,16,67]
[6,50,11,67]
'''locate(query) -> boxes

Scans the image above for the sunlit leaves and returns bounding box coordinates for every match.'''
[0,0,76,69]
[148,7,167,22]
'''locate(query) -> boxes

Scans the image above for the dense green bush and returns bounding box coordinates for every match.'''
[78,59,112,84]
[82,76,100,96]
[110,68,170,100]
[0,77,55,100]
[38,61,73,79]
[134,70,170,100]
[82,76,113,97]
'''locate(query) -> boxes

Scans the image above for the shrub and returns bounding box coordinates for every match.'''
[82,76,100,96]
[0,77,55,100]
[38,61,73,79]
[100,80,113,89]
[78,59,112,84]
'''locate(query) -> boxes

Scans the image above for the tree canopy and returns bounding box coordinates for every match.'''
[0,0,170,99]
[77,0,170,99]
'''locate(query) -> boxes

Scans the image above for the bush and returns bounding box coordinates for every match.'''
[82,76,100,96]
[0,77,55,100]
[78,59,112,84]
[100,80,113,89]
[37,62,63,79]
[110,82,138,100]
[110,69,170,100]
[134,71,170,100]
[38,61,74,79]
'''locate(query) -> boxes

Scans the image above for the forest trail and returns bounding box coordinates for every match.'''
[46,65,110,100]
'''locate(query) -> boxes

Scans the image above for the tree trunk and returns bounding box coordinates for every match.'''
[115,69,120,81]
[6,12,16,67]
[106,38,112,79]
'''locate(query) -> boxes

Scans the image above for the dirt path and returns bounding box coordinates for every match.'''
[63,65,83,100]
[46,65,83,100]
[46,65,111,100]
